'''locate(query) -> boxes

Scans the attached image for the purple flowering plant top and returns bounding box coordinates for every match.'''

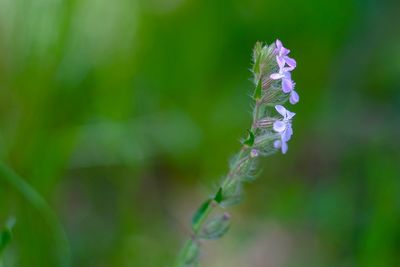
[270,39,299,105]
[273,105,295,154]
[174,39,300,267]
[275,39,297,70]
[252,38,299,154]
[269,39,298,153]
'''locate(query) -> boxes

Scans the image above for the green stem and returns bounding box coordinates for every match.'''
[174,147,250,267]
[192,203,215,235]
[175,77,261,267]
[174,202,216,267]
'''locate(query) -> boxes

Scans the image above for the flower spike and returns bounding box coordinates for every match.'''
[174,39,301,266]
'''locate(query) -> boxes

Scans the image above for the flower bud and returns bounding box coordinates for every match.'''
[250,149,259,158]
[199,213,231,240]
[219,179,243,208]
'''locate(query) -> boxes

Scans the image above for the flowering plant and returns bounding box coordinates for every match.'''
[174,39,299,267]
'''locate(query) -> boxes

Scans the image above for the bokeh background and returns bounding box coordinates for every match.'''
[1,0,400,266]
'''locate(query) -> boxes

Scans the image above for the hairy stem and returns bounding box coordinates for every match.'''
[174,145,251,267]
[252,100,262,131]
[174,40,298,267]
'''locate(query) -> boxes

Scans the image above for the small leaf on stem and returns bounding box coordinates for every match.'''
[243,130,255,146]
[253,79,262,100]
[214,187,223,203]
[191,199,211,230]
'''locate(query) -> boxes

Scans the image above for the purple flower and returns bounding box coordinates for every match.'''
[289,84,299,105]
[273,105,295,153]
[275,39,296,71]
[270,39,299,104]
[270,67,294,93]
[274,139,288,154]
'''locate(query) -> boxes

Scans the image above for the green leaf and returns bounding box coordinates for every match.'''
[191,199,211,230]
[252,42,262,74]
[214,187,223,203]
[243,129,255,146]
[199,213,231,240]
[253,79,262,100]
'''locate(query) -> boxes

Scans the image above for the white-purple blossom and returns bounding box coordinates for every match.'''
[270,39,299,105]
[175,40,301,265]
[289,84,299,105]
[273,105,295,154]
[274,139,288,154]
[274,39,296,71]
[270,67,294,93]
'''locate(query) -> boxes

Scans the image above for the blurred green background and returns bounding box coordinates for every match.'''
[1,0,400,266]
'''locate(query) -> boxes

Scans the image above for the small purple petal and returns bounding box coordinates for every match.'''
[284,56,297,69]
[281,141,288,154]
[286,110,296,120]
[282,125,293,142]
[275,39,282,50]
[276,56,285,69]
[270,73,283,80]
[280,47,290,57]
[274,140,281,149]
[273,121,286,132]
[283,71,292,79]
[275,105,287,116]
[282,78,293,93]
[289,90,299,104]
